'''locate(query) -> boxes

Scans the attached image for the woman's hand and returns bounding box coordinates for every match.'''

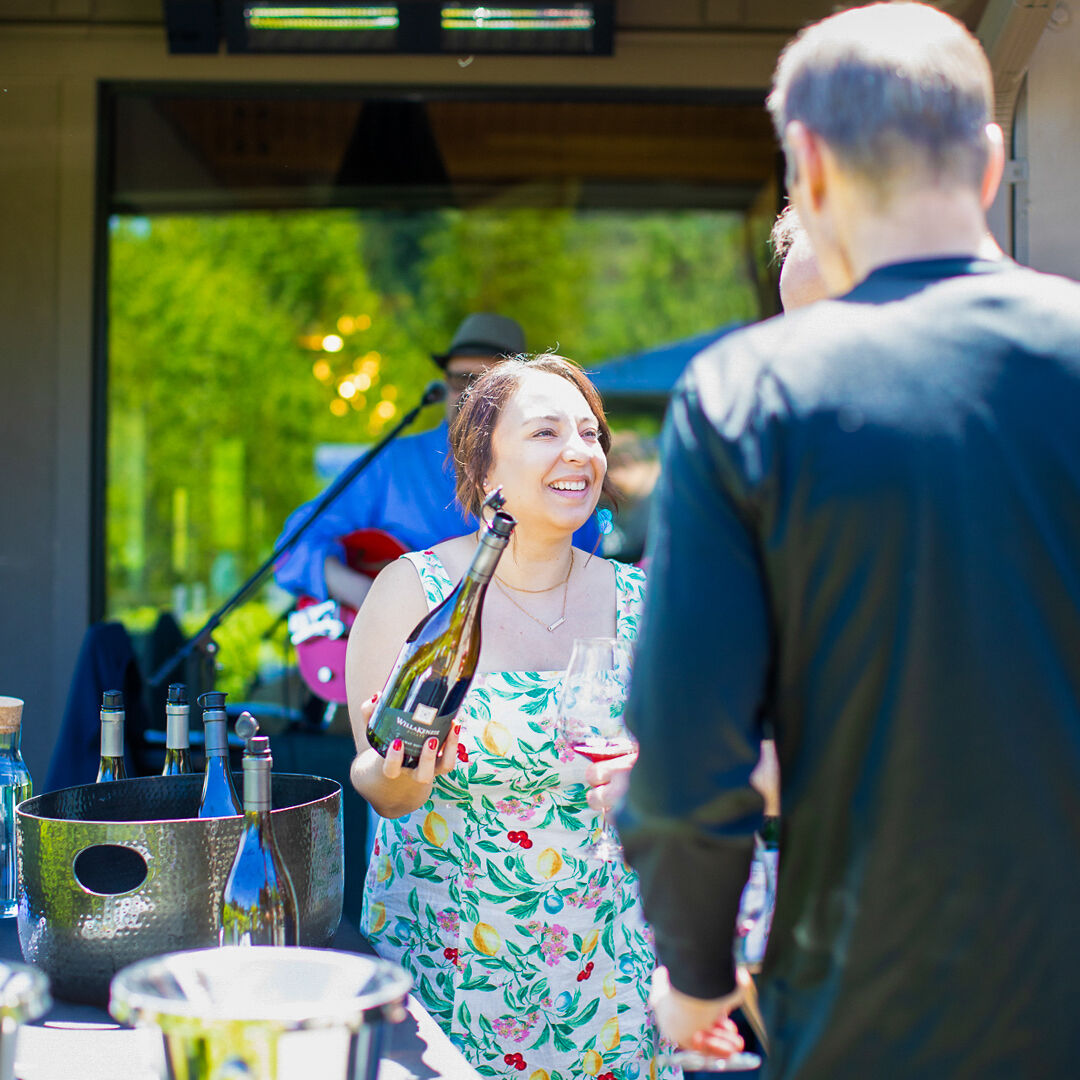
[350,694,463,816]
[584,748,639,814]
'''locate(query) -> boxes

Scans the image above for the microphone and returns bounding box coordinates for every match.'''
[422,380,449,406]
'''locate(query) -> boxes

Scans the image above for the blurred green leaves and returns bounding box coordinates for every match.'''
[107,205,760,695]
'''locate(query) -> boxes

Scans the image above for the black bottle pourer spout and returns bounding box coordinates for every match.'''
[481,487,516,540]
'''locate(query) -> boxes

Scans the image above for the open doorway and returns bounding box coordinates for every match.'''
[100,85,781,707]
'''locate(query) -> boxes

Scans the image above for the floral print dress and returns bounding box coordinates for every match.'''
[361,552,677,1080]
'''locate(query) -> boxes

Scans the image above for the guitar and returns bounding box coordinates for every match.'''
[287,529,408,704]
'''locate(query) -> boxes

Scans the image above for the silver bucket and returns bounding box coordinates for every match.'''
[16,774,343,1005]
[0,961,51,1080]
[109,947,410,1080]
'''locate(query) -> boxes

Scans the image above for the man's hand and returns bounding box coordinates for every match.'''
[649,966,745,1059]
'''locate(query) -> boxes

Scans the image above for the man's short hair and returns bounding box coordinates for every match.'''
[767,2,994,193]
[770,204,804,266]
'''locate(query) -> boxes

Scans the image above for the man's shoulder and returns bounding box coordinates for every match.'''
[689,260,1080,379]
[684,308,822,403]
[688,313,778,379]
[907,260,1080,355]
[976,261,1080,314]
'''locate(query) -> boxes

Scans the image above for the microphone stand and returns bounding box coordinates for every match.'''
[146,380,448,693]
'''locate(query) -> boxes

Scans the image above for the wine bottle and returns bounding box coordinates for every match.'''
[736,816,780,971]
[196,691,241,817]
[0,696,32,918]
[219,734,298,947]
[96,689,128,782]
[366,490,516,767]
[161,683,192,776]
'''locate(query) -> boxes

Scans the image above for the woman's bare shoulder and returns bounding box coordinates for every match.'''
[346,555,429,702]
[359,556,427,627]
[575,547,619,583]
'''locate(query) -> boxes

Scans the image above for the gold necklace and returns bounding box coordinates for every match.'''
[493,550,573,632]
[495,552,574,594]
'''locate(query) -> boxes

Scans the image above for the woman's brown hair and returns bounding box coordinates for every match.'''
[449,353,619,518]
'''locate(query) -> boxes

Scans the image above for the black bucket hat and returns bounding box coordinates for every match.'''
[431,313,526,370]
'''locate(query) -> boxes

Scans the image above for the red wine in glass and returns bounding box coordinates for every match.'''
[569,738,636,764]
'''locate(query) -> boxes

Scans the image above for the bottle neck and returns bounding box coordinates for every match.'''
[165,705,189,749]
[436,534,506,646]
[242,757,272,813]
[203,714,229,757]
[467,528,510,585]
[0,728,21,754]
[100,714,124,758]
[760,815,781,848]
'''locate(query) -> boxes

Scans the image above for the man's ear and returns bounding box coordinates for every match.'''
[980,123,1006,210]
[784,121,828,209]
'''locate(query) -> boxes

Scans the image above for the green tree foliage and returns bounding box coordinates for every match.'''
[108,211,428,611]
[415,207,589,357]
[572,212,759,363]
[107,205,761,695]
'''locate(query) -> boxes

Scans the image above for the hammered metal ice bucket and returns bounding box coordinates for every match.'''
[15,774,343,1005]
[0,961,50,1080]
[110,947,410,1080]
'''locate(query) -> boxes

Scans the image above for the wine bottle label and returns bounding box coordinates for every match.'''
[412,704,437,727]
[376,706,452,759]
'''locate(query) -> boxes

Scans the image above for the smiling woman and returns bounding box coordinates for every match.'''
[343,354,677,1079]
[451,353,619,544]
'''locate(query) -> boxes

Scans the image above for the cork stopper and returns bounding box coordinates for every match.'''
[0,697,24,734]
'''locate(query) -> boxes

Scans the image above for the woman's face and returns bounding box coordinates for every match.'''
[485,370,606,537]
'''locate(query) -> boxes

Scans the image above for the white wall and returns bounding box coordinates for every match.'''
[1020,6,1080,280]
[0,72,95,777]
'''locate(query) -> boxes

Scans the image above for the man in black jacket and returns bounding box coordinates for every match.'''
[619,4,1080,1077]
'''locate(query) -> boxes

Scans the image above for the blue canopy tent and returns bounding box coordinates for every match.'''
[588,322,743,409]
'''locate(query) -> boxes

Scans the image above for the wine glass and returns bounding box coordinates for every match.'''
[656,834,776,1073]
[656,1050,763,1073]
[556,637,636,862]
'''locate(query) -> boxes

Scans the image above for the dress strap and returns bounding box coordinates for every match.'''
[611,559,648,642]
[400,550,455,611]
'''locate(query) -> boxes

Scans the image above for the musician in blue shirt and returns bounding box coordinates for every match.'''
[274,313,601,607]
